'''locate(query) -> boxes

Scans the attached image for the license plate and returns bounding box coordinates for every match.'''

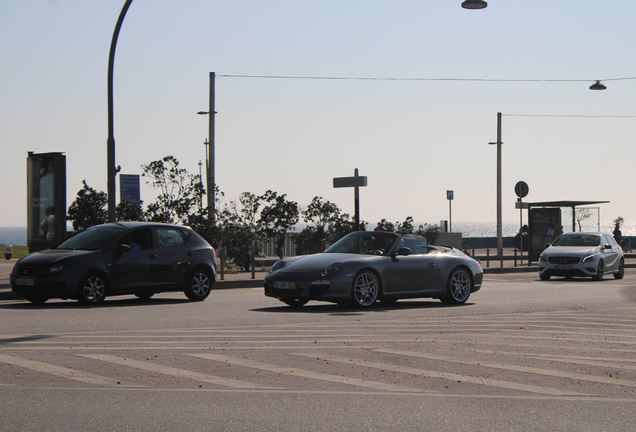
[274,281,295,290]
[15,278,35,286]
[555,265,572,270]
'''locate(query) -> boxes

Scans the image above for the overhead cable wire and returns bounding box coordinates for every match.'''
[504,114,636,118]
[217,74,636,83]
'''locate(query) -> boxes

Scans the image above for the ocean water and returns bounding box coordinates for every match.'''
[1,222,633,247]
[0,227,27,246]
[451,222,636,238]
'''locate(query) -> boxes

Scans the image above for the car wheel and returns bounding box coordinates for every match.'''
[184,268,212,301]
[77,273,107,305]
[282,298,309,308]
[24,295,48,304]
[135,292,154,299]
[441,267,472,305]
[539,273,551,281]
[593,260,604,281]
[614,259,625,280]
[351,270,379,307]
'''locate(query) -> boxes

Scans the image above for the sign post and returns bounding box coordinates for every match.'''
[333,169,368,231]
[514,181,529,265]
[447,190,454,233]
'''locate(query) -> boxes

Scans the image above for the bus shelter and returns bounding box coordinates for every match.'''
[525,200,609,261]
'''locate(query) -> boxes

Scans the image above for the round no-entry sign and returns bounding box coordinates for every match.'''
[515,181,529,198]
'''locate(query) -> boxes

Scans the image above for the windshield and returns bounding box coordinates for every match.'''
[325,232,397,255]
[552,234,600,247]
[56,226,127,251]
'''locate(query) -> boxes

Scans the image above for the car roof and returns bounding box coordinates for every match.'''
[93,222,191,230]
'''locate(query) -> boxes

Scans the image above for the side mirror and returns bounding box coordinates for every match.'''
[116,244,131,254]
[604,244,612,250]
[391,247,412,258]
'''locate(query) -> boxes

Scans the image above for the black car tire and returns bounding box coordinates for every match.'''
[350,270,379,307]
[441,267,472,305]
[135,292,154,299]
[77,273,107,305]
[539,273,551,281]
[282,298,309,308]
[184,268,212,301]
[24,295,48,304]
[614,259,625,280]
[593,260,604,281]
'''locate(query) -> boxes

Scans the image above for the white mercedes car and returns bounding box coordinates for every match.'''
[538,232,624,281]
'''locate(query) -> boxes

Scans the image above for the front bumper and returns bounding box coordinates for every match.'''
[264,274,351,303]
[10,272,79,299]
[538,261,598,278]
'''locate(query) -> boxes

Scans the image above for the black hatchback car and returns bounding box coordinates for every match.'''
[10,222,217,305]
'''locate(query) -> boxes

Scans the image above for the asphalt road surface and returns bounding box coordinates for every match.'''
[1,272,636,431]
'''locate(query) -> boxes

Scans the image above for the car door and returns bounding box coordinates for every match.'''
[154,226,195,290]
[384,235,444,294]
[601,234,620,271]
[106,228,155,292]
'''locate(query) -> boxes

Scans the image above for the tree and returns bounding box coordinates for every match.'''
[574,208,592,232]
[328,213,366,244]
[415,223,441,245]
[395,216,415,235]
[141,156,204,224]
[67,180,107,231]
[116,200,145,222]
[220,192,265,270]
[378,218,395,233]
[259,190,299,259]
[298,196,340,254]
[294,226,321,255]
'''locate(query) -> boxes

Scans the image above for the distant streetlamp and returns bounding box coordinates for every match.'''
[197,72,216,219]
[589,80,607,90]
[462,0,487,9]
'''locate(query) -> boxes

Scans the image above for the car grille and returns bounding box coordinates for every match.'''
[16,266,37,277]
[548,256,580,265]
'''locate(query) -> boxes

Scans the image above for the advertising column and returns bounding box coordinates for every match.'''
[27,152,66,252]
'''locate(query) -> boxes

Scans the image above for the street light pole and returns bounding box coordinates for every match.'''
[107,0,133,223]
[197,72,216,220]
[494,112,503,257]
[489,112,503,258]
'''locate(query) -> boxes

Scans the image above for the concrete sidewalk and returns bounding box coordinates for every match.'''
[2,253,634,302]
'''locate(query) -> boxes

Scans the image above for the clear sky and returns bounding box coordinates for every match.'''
[2,0,635,231]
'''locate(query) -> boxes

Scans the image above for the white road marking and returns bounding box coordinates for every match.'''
[77,354,276,390]
[292,352,591,396]
[187,352,429,393]
[475,350,636,371]
[377,349,636,388]
[0,354,127,387]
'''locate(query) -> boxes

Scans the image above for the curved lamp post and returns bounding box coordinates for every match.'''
[107,0,133,222]
[462,0,488,9]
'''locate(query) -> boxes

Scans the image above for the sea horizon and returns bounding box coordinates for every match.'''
[2,221,634,247]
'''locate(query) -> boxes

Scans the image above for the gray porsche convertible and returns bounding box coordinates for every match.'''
[264,231,483,307]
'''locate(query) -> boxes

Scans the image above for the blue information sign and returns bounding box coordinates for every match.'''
[119,174,140,203]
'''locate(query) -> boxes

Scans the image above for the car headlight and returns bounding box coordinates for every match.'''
[269,260,287,273]
[539,253,547,262]
[48,264,65,274]
[321,262,343,277]
[581,254,596,263]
